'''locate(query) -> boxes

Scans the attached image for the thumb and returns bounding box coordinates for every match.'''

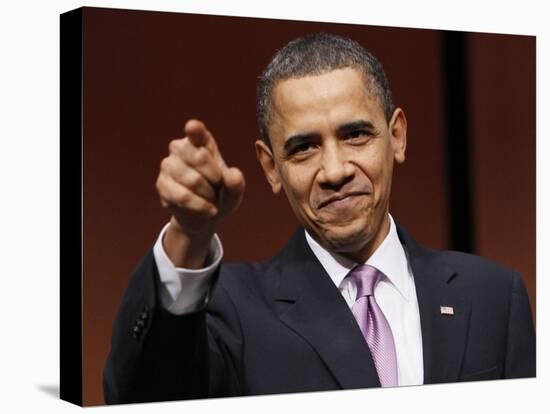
[220,167,245,213]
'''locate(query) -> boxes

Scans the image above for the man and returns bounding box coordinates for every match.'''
[103,33,535,404]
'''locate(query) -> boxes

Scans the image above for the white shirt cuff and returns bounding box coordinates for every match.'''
[153,222,223,315]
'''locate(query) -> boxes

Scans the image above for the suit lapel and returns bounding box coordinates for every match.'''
[271,224,472,387]
[273,230,381,389]
[396,224,472,384]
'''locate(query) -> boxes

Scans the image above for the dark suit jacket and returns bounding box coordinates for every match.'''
[103,224,535,404]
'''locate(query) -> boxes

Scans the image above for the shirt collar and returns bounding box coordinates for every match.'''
[304,214,411,300]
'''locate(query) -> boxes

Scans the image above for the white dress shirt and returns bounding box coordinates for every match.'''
[303,215,424,386]
[153,224,223,314]
[152,214,424,386]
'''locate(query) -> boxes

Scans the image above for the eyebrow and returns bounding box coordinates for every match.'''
[282,119,376,155]
[336,120,376,136]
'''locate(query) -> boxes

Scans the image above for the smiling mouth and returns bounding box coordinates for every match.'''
[317,192,370,209]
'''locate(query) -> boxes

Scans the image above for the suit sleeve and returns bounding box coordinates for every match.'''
[103,249,244,404]
[503,272,536,378]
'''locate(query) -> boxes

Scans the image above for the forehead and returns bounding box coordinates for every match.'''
[269,67,384,140]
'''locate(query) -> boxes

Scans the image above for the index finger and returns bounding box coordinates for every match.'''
[185,119,217,153]
[184,119,228,170]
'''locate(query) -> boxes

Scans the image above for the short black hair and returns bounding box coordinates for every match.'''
[256,32,394,147]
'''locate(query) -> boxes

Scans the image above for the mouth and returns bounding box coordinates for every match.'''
[317,191,370,209]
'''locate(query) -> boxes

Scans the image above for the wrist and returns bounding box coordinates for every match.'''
[163,218,215,268]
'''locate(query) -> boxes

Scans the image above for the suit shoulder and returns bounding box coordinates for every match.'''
[442,250,514,272]
[430,248,520,287]
[399,222,520,285]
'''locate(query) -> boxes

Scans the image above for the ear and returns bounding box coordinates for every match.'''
[389,107,407,164]
[255,139,282,194]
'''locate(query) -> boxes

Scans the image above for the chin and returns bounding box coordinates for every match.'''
[320,221,374,255]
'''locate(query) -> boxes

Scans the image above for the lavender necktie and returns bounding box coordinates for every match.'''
[349,264,398,387]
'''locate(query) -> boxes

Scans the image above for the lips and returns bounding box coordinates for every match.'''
[317,191,370,209]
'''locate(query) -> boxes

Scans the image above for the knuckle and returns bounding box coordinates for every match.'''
[199,199,212,211]
[160,157,170,172]
[175,187,189,204]
[192,197,210,213]
[187,171,201,188]
[168,138,183,154]
[157,187,170,206]
[168,139,177,153]
[194,147,208,165]
[156,175,168,194]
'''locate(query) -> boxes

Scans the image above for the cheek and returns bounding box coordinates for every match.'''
[280,168,315,208]
[362,150,394,192]
[288,178,310,203]
[372,171,392,200]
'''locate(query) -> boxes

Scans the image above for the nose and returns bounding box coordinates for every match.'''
[317,143,355,187]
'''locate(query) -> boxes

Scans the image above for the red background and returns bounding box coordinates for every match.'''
[81,7,535,406]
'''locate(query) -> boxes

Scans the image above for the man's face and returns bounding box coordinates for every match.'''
[255,67,406,261]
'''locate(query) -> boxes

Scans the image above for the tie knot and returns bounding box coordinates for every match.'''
[349,264,382,299]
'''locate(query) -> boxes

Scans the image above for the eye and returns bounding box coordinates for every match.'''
[287,142,318,158]
[345,130,369,141]
[293,142,316,153]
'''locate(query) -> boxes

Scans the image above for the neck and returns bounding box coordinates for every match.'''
[342,213,391,264]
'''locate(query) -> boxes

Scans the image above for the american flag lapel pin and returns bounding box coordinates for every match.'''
[440,306,454,315]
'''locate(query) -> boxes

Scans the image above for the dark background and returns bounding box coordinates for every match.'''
[81,7,535,406]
